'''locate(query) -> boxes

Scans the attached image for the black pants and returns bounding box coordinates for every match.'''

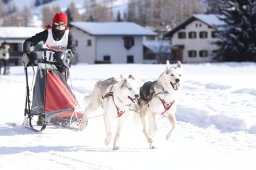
[0,59,9,75]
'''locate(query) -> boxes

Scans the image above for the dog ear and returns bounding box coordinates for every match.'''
[165,60,170,74]
[121,79,127,88]
[128,75,134,80]
[177,61,182,68]
[166,60,170,67]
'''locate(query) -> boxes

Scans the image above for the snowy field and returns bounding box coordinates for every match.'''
[0,63,256,170]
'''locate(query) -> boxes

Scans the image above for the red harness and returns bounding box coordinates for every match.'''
[158,97,175,115]
[102,92,125,117]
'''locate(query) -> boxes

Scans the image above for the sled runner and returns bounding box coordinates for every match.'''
[23,48,85,132]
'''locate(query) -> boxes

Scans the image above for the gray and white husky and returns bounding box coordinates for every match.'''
[80,75,140,150]
[137,61,183,149]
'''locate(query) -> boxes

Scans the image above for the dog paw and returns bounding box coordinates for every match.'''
[147,137,153,143]
[105,136,111,146]
[166,133,172,140]
[113,146,119,150]
[79,116,88,131]
[149,144,157,149]
[166,136,171,141]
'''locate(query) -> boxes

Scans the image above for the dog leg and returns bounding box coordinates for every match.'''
[148,112,157,149]
[166,113,176,140]
[80,102,99,131]
[139,111,152,145]
[113,117,126,150]
[103,113,112,146]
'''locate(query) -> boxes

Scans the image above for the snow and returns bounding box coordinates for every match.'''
[0,27,43,39]
[0,62,256,170]
[71,22,156,36]
[193,14,226,27]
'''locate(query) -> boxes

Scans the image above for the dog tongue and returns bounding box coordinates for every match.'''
[171,82,179,90]
[128,96,138,103]
[128,96,135,103]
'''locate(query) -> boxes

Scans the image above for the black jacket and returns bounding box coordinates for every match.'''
[23,29,76,55]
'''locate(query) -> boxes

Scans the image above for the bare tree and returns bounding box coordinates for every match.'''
[82,0,112,22]
[21,6,31,27]
[0,0,4,25]
[126,0,203,29]
[202,0,220,13]
[42,6,52,26]
[125,0,137,22]
[42,6,61,26]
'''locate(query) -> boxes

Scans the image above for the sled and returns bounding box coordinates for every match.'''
[23,48,86,132]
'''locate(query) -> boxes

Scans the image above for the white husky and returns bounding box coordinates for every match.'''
[137,61,182,149]
[80,75,140,150]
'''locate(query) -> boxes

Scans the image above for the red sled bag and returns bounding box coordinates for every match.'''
[24,49,84,132]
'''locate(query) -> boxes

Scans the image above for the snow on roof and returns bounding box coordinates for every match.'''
[193,14,226,27]
[71,22,157,36]
[165,14,226,38]
[144,40,171,53]
[0,27,44,39]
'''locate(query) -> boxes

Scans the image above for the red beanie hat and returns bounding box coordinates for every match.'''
[52,12,68,26]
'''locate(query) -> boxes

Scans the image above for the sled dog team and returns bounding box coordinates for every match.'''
[80,61,183,150]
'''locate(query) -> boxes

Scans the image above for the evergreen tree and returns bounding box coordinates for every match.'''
[214,0,256,61]
[66,2,81,25]
[115,10,122,22]
[66,8,73,25]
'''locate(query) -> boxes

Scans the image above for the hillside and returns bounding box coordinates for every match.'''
[6,0,128,16]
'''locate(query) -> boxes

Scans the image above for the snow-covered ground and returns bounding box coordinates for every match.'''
[0,63,255,170]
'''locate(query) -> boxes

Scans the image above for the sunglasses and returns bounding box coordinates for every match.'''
[54,22,66,26]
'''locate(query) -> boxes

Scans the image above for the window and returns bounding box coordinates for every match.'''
[127,55,134,63]
[123,36,134,50]
[188,50,197,58]
[199,50,208,57]
[103,55,111,62]
[211,31,219,38]
[199,31,208,38]
[178,32,186,39]
[188,31,197,39]
[87,39,92,46]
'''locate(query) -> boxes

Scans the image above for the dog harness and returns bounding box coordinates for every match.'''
[102,92,126,117]
[158,97,175,115]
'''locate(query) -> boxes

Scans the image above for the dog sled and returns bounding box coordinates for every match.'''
[23,48,85,132]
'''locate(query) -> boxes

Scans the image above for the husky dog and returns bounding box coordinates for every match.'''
[137,61,182,149]
[80,75,140,150]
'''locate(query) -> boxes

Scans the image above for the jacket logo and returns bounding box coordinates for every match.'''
[46,44,65,51]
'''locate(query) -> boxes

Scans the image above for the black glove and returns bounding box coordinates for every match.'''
[53,51,70,68]
[67,51,73,59]
[23,51,38,67]
[28,52,38,65]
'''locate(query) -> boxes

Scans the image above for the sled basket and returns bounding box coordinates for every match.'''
[24,49,84,132]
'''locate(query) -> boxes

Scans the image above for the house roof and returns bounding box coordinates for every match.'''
[0,27,44,39]
[70,22,157,36]
[164,14,225,38]
[144,40,171,53]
